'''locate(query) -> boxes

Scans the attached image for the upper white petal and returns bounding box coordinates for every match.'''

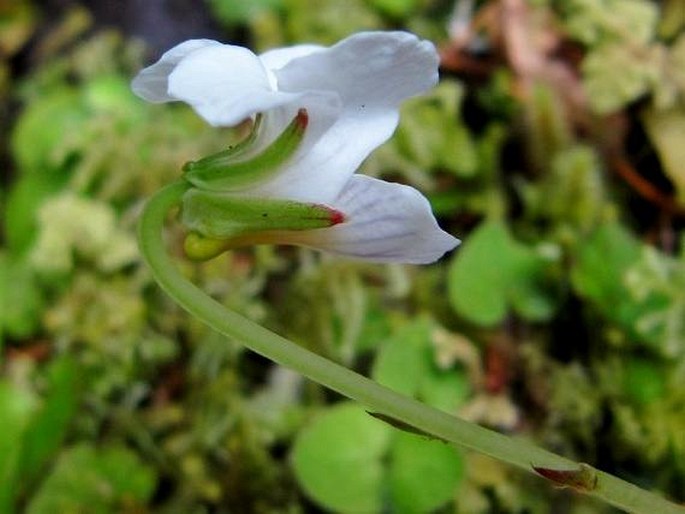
[260,44,325,87]
[247,31,440,203]
[131,39,223,103]
[276,31,439,108]
[286,175,459,263]
[167,44,303,127]
[260,44,325,90]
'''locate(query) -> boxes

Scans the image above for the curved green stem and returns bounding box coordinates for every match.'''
[138,181,684,514]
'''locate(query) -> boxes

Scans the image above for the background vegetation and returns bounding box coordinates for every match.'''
[1,0,684,512]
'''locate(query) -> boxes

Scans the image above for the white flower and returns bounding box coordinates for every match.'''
[132,31,459,263]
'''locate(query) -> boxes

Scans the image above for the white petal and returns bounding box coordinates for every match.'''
[286,175,459,264]
[247,31,440,203]
[260,44,324,73]
[276,31,439,109]
[260,44,325,90]
[167,45,301,127]
[131,39,223,103]
[244,108,397,202]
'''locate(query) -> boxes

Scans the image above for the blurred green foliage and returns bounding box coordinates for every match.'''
[1,0,685,513]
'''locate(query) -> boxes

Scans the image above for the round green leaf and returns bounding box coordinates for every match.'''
[291,403,390,514]
[449,220,557,325]
[371,319,432,397]
[508,260,558,322]
[389,432,464,514]
[419,368,470,413]
[448,221,511,326]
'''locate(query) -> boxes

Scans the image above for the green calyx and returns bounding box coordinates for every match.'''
[178,107,342,261]
[185,114,263,170]
[181,188,345,260]
[183,109,308,191]
[183,232,232,261]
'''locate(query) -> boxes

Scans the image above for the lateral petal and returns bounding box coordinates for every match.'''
[285,175,459,264]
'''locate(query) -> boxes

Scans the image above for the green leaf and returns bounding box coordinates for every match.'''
[419,368,470,413]
[448,220,557,326]
[0,253,44,340]
[622,357,666,406]
[291,403,390,513]
[26,444,156,514]
[0,381,38,513]
[388,432,464,514]
[572,223,685,355]
[622,246,685,357]
[368,0,418,18]
[4,171,68,255]
[448,221,510,325]
[509,261,558,322]
[372,319,471,414]
[18,358,79,485]
[571,221,642,327]
[371,319,432,397]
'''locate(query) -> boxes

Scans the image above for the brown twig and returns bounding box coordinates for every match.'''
[608,153,685,216]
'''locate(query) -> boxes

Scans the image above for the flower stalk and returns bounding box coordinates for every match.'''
[138,181,685,514]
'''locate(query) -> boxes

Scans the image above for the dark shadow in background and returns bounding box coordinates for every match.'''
[36,0,223,55]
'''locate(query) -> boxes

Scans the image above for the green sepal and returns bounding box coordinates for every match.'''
[183,232,232,261]
[183,109,308,191]
[184,114,262,173]
[181,187,343,240]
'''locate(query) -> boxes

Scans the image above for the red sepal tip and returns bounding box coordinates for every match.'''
[296,108,309,130]
[330,209,346,225]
